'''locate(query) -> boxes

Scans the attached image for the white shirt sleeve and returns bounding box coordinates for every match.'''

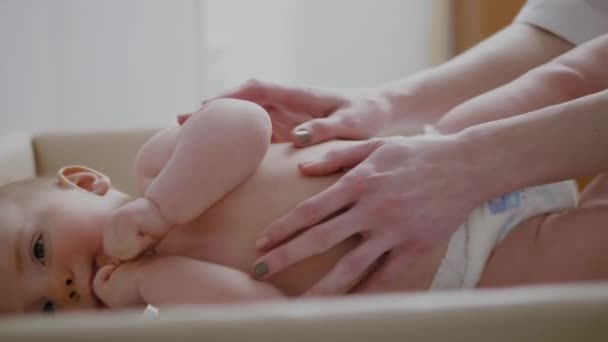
[515,0,608,45]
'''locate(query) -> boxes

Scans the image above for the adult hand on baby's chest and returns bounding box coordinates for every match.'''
[92,261,144,308]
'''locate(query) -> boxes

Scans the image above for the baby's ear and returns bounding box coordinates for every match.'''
[57,165,111,196]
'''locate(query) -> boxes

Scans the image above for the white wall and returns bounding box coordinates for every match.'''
[203,0,439,92]
[0,0,447,132]
[0,0,202,132]
[292,0,433,87]
[201,0,298,95]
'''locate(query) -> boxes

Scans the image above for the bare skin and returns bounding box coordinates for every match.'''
[207,32,606,296]
[478,174,608,288]
[2,99,608,315]
[99,98,608,305]
[110,131,608,298]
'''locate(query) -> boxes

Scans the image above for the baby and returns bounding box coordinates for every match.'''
[1,99,608,315]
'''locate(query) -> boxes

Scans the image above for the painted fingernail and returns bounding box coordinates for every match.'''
[294,129,311,145]
[256,237,270,250]
[254,262,269,278]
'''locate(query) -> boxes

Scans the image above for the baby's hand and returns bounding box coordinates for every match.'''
[104,197,171,260]
[93,262,142,308]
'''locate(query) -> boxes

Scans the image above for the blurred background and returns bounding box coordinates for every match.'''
[0,0,523,132]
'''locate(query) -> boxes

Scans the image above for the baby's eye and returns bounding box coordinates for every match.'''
[42,300,55,314]
[33,235,46,265]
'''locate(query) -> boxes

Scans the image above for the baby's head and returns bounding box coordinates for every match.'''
[0,166,130,315]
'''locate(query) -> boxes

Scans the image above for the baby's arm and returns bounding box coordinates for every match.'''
[105,99,271,260]
[437,33,608,133]
[93,256,283,309]
[138,256,283,306]
[139,98,271,224]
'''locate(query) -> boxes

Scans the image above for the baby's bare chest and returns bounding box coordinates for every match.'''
[153,221,258,275]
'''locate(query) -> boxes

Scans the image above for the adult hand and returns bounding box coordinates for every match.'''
[201,79,394,146]
[252,133,485,295]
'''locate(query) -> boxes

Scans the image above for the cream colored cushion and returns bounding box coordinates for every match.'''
[0,132,36,186]
[1,285,608,341]
[31,128,158,196]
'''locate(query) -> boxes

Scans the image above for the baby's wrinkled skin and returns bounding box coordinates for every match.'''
[1,99,608,315]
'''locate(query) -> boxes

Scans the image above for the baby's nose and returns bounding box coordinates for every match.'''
[53,274,81,306]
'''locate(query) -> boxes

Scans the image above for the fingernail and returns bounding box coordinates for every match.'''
[294,129,311,145]
[298,162,314,169]
[255,236,270,250]
[254,262,269,278]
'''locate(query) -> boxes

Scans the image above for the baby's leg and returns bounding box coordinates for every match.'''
[478,208,608,288]
[106,99,272,260]
[479,176,608,287]
[136,256,284,307]
[141,99,272,225]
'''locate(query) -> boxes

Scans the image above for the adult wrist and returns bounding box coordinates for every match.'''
[375,79,428,128]
[454,124,524,201]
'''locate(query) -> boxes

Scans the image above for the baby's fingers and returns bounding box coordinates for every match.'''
[92,264,117,301]
[103,220,149,261]
[104,198,169,260]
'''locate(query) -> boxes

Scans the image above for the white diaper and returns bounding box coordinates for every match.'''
[421,124,578,289]
[430,180,578,289]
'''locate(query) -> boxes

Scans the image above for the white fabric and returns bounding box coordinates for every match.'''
[431,180,578,290]
[515,0,608,45]
[143,304,160,316]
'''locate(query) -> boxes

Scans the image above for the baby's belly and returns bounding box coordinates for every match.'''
[158,140,443,295]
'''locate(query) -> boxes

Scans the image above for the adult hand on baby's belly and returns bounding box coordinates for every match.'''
[252,134,480,295]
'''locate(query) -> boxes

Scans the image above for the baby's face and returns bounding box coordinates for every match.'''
[0,180,129,315]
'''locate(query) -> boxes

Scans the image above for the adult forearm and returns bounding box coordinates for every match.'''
[437,33,608,133]
[381,23,573,125]
[461,89,608,199]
